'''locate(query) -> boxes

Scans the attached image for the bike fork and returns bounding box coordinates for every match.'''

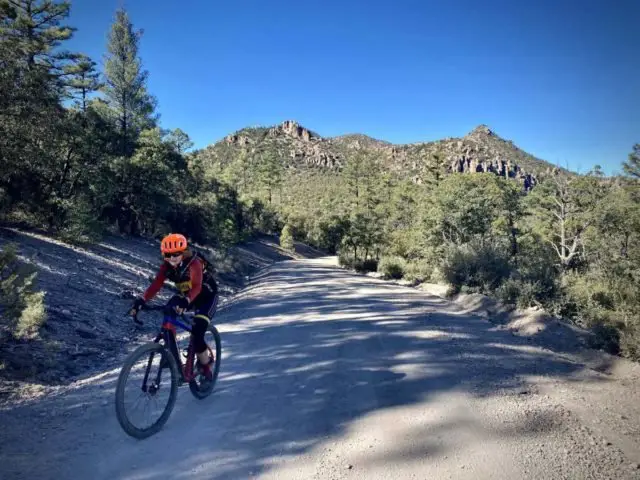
[141,353,154,392]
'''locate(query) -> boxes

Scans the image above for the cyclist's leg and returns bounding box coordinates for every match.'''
[191,293,218,378]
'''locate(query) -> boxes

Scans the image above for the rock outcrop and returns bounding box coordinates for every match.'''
[224,133,251,146]
[208,120,555,190]
[265,120,316,142]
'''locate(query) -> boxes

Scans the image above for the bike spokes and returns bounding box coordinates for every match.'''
[116,306,221,438]
[119,347,174,433]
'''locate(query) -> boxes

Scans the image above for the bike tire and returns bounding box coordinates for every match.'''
[115,342,179,439]
[189,324,222,400]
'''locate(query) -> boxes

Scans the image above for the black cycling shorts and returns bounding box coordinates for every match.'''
[167,286,218,354]
[189,290,218,354]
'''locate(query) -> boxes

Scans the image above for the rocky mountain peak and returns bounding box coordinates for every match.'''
[207,120,558,192]
[467,124,495,138]
[271,120,315,142]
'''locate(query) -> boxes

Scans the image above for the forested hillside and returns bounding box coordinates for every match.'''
[0,1,268,246]
[195,121,640,360]
[1,1,639,363]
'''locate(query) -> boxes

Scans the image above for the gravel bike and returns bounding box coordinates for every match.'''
[115,303,221,439]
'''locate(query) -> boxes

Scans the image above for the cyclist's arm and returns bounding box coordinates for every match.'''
[143,264,168,302]
[186,259,203,303]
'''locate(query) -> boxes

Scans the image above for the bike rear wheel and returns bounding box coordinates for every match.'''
[115,342,179,439]
[189,323,222,399]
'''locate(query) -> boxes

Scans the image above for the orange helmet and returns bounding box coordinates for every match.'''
[160,233,188,254]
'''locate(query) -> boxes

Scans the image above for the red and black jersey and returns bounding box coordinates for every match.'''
[143,253,215,304]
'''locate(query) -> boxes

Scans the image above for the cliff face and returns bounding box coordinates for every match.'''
[206,120,558,190]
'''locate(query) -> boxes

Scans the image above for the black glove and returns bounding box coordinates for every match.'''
[169,295,189,312]
[130,297,146,315]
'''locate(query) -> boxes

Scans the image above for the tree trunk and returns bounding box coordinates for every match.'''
[121,90,128,156]
[508,215,518,265]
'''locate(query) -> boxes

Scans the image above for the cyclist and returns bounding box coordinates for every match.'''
[130,233,218,380]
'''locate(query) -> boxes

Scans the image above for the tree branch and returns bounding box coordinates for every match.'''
[34,10,67,29]
[551,242,563,261]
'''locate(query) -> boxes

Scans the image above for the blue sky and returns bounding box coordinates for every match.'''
[66,0,638,174]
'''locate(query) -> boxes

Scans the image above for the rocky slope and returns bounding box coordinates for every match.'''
[0,228,304,403]
[202,120,562,190]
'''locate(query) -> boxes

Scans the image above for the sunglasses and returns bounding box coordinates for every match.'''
[163,252,184,259]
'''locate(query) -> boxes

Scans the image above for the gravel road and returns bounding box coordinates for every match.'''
[1,257,639,479]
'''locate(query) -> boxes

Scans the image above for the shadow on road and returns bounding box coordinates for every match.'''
[0,259,611,479]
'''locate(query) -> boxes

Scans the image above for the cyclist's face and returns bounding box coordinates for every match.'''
[164,252,183,267]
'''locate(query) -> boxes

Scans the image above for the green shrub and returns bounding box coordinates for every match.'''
[14,290,46,339]
[57,197,105,245]
[495,278,521,306]
[280,224,294,251]
[516,240,560,305]
[561,270,640,359]
[338,250,378,273]
[495,277,551,309]
[355,258,378,273]
[378,256,407,279]
[441,242,512,294]
[588,322,621,355]
[620,326,640,361]
[338,251,355,269]
[404,260,434,283]
[0,244,47,341]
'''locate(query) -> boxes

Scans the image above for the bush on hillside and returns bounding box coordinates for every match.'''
[338,251,378,273]
[378,256,406,279]
[355,258,378,273]
[57,197,105,245]
[516,238,560,306]
[562,271,640,359]
[620,326,640,361]
[403,259,435,284]
[0,244,47,341]
[441,242,512,294]
[495,278,543,309]
[337,251,354,269]
[588,322,621,355]
[280,224,294,251]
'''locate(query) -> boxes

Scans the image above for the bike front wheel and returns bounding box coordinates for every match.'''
[115,342,179,439]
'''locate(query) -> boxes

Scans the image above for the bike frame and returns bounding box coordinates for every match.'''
[136,307,211,392]
[133,302,217,395]
[154,312,199,384]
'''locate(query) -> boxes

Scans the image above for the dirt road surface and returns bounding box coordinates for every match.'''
[2,257,640,479]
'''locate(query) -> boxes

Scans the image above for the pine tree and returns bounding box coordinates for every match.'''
[165,128,193,154]
[63,54,101,111]
[256,149,283,205]
[0,0,77,211]
[103,7,157,156]
[0,0,74,74]
[280,224,294,251]
[340,152,386,261]
[421,150,448,188]
[343,151,366,207]
[623,144,640,179]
